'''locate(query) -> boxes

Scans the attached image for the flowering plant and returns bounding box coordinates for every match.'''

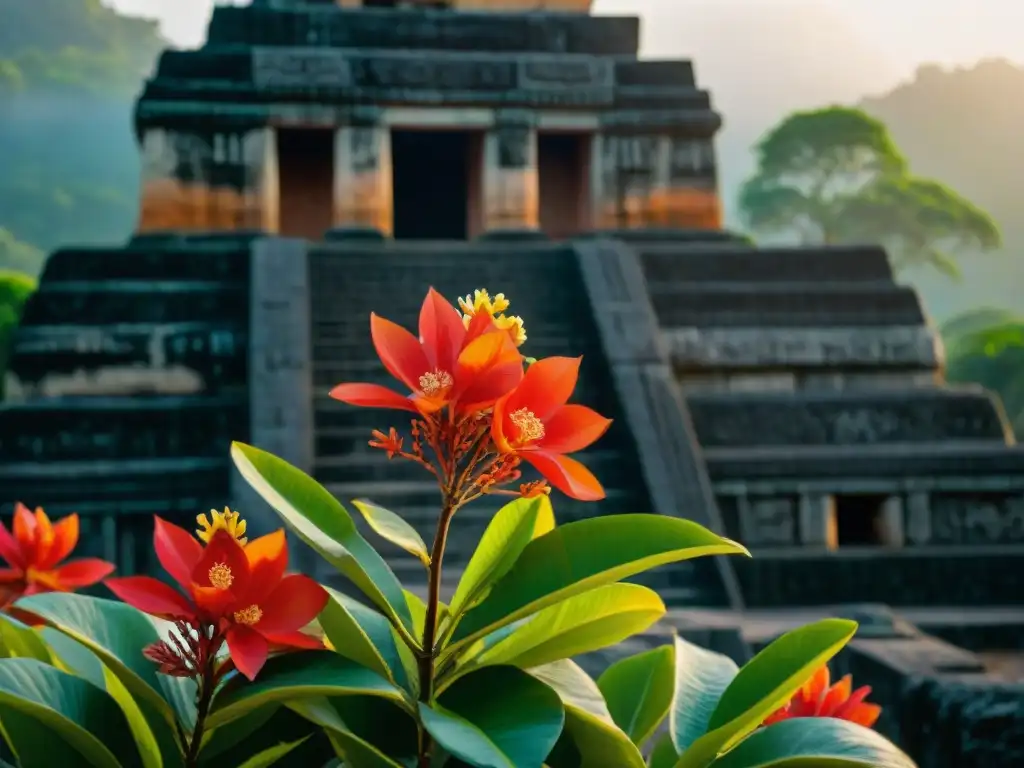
[0,288,916,768]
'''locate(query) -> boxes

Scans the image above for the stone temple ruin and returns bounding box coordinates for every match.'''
[1,0,1022,762]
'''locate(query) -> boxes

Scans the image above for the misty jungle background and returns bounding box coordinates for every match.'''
[0,0,1022,434]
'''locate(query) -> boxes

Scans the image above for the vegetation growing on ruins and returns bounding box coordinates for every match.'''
[0,289,916,768]
[0,269,34,397]
[738,106,1001,279]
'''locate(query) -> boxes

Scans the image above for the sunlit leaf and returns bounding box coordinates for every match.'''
[352,499,430,566]
[669,635,739,753]
[597,644,675,747]
[319,587,407,688]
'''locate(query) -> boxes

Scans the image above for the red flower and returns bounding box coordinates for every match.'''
[492,357,612,502]
[329,287,524,415]
[764,666,881,728]
[0,503,114,609]
[106,516,328,681]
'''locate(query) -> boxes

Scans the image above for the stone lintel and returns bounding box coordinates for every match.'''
[799,492,837,548]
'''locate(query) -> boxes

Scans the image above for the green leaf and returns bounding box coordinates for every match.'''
[0,614,52,662]
[669,635,739,753]
[449,515,747,653]
[42,627,176,767]
[530,661,645,768]
[708,717,917,768]
[460,583,664,677]
[0,657,135,768]
[597,644,675,747]
[421,666,564,768]
[231,442,413,632]
[448,496,555,620]
[18,592,196,731]
[319,587,407,688]
[352,499,431,566]
[208,651,406,730]
[236,737,311,768]
[677,619,857,768]
[289,698,404,768]
[648,735,678,768]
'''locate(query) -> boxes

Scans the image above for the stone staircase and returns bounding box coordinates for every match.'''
[308,239,727,606]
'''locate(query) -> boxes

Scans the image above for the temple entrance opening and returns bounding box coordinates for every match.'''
[835,494,890,547]
[277,128,335,240]
[391,129,480,240]
[538,132,591,239]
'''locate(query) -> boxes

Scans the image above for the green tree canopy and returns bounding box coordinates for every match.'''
[738,106,1002,279]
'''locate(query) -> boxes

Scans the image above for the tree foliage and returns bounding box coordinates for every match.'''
[738,106,1001,278]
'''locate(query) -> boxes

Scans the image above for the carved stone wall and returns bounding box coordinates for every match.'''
[137,128,279,233]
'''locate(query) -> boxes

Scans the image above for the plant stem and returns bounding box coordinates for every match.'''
[417,498,458,768]
[184,657,217,767]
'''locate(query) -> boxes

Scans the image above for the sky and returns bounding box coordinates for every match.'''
[111,0,1024,78]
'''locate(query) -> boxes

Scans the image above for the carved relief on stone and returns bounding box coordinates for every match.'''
[740,496,797,546]
[252,48,353,90]
[929,493,1024,545]
[668,137,714,182]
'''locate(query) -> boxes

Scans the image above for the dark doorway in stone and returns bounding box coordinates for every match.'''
[277,128,335,240]
[391,130,473,240]
[835,494,888,546]
[539,132,591,239]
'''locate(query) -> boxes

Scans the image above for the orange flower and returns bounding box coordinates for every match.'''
[764,666,881,728]
[0,503,114,609]
[492,357,612,501]
[330,288,524,416]
[106,516,328,681]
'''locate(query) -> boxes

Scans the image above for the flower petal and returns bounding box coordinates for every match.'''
[154,516,202,590]
[820,674,853,717]
[844,702,882,728]
[36,514,79,570]
[419,287,466,373]
[329,382,419,412]
[0,519,25,570]
[191,530,250,595]
[105,576,195,620]
[454,331,524,411]
[522,451,605,502]
[0,568,21,583]
[13,503,38,565]
[539,405,613,454]
[370,313,429,392]
[800,666,831,703]
[463,309,498,344]
[31,508,57,570]
[47,558,115,589]
[226,625,270,681]
[262,629,326,651]
[256,575,329,634]
[505,357,581,420]
[243,530,288,601]
[191,585,238,619]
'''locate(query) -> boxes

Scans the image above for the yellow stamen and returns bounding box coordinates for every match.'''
[494,314,527,347]
[510,408,545,443]
[233,604,263,626]
[418,369,453,397]
[196,507,248,546]
[458,289,527,347]
[208,562,233,590]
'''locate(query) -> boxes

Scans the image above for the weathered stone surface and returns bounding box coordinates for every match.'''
[572,237,742,607]
[665,326,941,370]
[688,388,1010,447]
[207,6,642,56]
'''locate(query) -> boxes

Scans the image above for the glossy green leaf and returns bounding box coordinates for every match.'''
[289,698,404,768]
[43,627,180,765]
[708,717,917,768]
[448,495,555,620]
[677,619,858,768]
[670,635,739,753]
[0,657,135,768]
[352,499,431,566]
[597,644,675,747]
[450,515,747,652]
[530,660,645,768]
[18,592,196,731]
[421,666,564,768]
[464,584,664,676]
[231,442,412,632]
[319,587,407,687]
[208,651,406,730]
[236,737,310,768]
[0,614,51,662]
[648,735,678,768]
